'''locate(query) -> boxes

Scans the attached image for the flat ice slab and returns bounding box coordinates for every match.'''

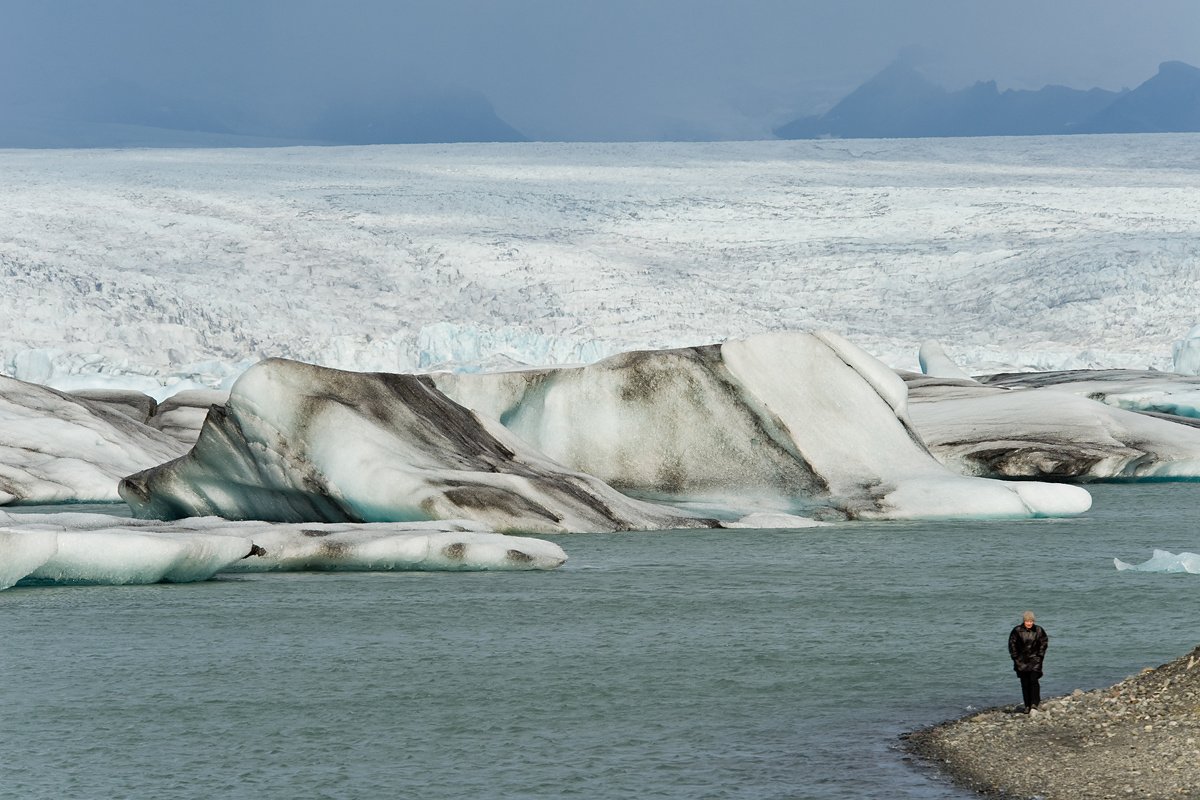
[0,511,568,590]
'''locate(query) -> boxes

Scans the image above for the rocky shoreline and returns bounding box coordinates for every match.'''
[904,645,1200,799]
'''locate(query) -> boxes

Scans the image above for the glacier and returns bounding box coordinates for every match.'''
[3,137,1200,397]
[0,510,568,590]
[119,333,1091,527]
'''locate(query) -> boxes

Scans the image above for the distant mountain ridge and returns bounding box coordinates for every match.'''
[0,80,526,149]
[776,60,1200,140]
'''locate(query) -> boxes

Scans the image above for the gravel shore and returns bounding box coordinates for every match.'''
[904,645,1200,798]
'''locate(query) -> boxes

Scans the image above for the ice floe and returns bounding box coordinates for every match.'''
[0,511,568,590]
[1114,550,1200,573]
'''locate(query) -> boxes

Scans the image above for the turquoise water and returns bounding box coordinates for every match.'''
[4,483,1200,799]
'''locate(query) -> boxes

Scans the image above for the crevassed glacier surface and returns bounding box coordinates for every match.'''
[3,137,1200,396]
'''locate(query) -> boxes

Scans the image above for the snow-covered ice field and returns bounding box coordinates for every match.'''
[3,134,1199,394]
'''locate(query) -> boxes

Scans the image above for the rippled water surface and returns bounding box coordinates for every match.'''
[4,483,1200,799]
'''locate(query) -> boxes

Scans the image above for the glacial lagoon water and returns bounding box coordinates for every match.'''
[4,483,1200,799]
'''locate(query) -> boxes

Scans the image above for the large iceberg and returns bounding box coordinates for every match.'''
[0,511,568,590]
[119,333,1094,527]
[430,331,1089,520]
[120,358,711,533]
[0,375,188,504]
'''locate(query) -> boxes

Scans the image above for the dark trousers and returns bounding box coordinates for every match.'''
[1018,670,1041,709]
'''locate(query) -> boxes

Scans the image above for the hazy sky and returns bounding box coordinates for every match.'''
[1,0,1198,141]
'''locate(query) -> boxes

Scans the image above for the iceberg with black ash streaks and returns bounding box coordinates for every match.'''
[120,358,711,533]
[980,369,1200,422]
[432,331,1089,520]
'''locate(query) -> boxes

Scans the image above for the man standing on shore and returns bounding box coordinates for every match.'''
[1009,611,1048,711]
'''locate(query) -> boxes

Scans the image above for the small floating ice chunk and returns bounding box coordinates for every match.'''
[1114,549,1200,573]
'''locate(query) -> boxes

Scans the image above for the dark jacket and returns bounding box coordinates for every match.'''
[1009,624,1048,674]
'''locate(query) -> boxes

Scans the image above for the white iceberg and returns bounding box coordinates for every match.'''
[0,375,188,504]
[23,530,255,586]
[918,340,976,382]
[1114,550,1200,573]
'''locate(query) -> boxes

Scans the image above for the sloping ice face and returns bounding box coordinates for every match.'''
[119,357,713,534]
